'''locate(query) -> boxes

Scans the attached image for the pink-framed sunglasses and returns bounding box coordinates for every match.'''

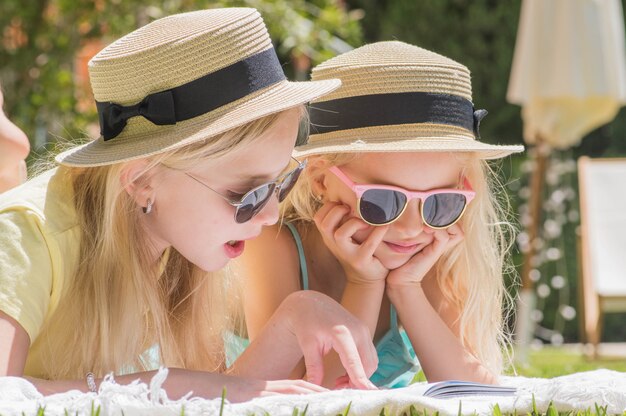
[329,166,476,229]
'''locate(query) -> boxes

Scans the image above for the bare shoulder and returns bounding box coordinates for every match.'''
[239,222,304,339]
[243,223,301,274]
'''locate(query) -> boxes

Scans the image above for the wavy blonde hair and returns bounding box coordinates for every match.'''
[37,107,304,379]
[282,152,516,376]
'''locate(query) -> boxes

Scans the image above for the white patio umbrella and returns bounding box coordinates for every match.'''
[506,0,626,358]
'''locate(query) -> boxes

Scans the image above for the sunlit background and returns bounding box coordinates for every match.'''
[1,0,625,367]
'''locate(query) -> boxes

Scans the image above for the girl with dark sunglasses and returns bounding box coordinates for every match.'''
[234,41,523,388]
[0,9,380,402]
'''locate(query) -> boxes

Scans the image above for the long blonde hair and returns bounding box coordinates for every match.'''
[38,107,303,379]
[282,152,516,375]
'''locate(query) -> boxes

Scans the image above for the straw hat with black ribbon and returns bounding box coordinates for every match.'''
[56,8,340,167]
[294,41,523,159]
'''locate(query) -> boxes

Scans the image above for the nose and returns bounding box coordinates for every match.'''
[254,192,280,226]
[392,198,425,237]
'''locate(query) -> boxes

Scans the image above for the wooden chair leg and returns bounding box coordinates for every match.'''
[595,308,604,359]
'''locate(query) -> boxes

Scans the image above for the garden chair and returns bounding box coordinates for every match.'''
[577,156,626,356]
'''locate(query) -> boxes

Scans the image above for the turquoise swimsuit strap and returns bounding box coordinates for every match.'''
[285,222,309,290]
[390,304,399,330]
[285,222,398,331]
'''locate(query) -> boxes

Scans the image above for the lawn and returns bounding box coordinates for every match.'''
[512,345,626,378]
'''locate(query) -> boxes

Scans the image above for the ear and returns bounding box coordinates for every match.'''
[119,159,155,208]
[305,156,331,197]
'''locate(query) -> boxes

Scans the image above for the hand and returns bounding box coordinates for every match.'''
[256,379,329,396]
[279,291,378,390]
[387,224,464,288]
[165,369,330,403]
[215,376,329,402]
[313,201,390,285]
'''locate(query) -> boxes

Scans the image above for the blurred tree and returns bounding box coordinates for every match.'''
[0,0,362,151]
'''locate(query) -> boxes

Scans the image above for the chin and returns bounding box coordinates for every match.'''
[380,255,413,271]
[204,257,230,272]
[188,250,230,273]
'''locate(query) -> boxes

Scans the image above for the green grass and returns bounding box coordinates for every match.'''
[512,346,626,378]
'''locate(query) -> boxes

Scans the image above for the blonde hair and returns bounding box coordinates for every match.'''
[282,152,516,376]
[38,107,304,379]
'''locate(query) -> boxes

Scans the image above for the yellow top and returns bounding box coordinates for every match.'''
[0,167,80,377]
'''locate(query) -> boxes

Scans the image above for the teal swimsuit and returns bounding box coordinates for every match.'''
[225,223,421,388]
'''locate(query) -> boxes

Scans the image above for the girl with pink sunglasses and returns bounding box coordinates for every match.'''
[231,41,523,388]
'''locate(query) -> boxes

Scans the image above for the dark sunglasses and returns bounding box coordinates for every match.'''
[186,157,306,223]
[329,166,475,229]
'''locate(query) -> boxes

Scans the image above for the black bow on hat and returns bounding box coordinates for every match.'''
[473,109,488,139]
[97,90,177,141]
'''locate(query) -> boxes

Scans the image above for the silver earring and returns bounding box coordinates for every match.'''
[142,199,153,214]
[315,193,324,202]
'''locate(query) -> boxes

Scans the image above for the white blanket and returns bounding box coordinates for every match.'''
[1,369,625,415]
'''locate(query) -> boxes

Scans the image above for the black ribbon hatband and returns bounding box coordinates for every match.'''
[308,92,488,138]
[96,48,286,141]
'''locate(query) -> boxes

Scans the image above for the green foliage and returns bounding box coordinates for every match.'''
[411,369,428,384]
[4,396,623,416]
[220,386,226,416]
[90,401,100,416]
[337,401,352,416]
[292,404,309,416]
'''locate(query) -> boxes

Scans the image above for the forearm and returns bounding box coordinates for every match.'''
[31,369,259,400]
[320,281,384,387]
[387,284,496,384]
[230,301,303,380]
[0,160,27,192]
[341,280,385,338]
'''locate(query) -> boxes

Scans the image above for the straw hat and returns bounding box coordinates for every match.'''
[56,8,340,167]
[294,41,523,159]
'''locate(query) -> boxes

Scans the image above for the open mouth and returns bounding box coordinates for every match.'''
[224,240,245,258]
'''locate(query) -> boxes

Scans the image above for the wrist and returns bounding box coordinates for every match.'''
[269,292,303,341]
[344,276,386,289]
[386,268,425,289]
[386,279,425,302]
[344,270,387,288]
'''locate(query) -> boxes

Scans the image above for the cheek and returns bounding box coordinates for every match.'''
[327,186,359,214]
[158,197,237,255]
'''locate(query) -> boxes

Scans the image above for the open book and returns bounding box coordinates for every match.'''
[423,381,516,399]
